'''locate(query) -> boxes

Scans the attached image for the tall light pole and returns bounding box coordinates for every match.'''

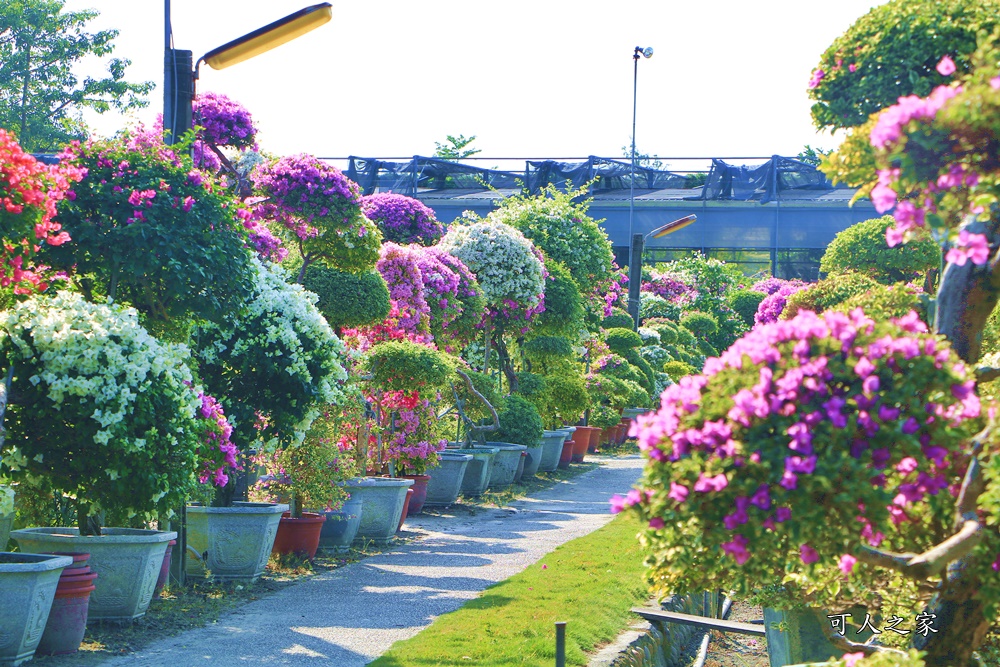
[627,45,654,327]
[163,2,333,145]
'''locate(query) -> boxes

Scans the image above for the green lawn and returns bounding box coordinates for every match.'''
[370,513,649,667]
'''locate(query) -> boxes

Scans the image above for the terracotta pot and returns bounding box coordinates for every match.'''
[397,488,415,531]
[614,423,627,445]
[600,427,614,446]
[558,436,575,468]
[272,512,326,560]
[153,539,176,598]
[400,474,430,515]
[572,426,599,461]
[36,564,98,657]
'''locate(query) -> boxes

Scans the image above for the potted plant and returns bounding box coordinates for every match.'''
[0,553,75,666]
[188,257,349,579]
[2,293,225,621]
[251,432,353,560]
[494,394,545,479]
[447,370,502,496]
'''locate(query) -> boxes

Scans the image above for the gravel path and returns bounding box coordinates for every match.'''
[100,455,644,666]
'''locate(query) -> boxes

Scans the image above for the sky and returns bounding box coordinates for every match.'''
[64,0,888,171]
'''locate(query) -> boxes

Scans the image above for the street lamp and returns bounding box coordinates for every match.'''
[163,2,333,145]
[161,2,332,586]
[627,45,653,325]
[627,214,697,329]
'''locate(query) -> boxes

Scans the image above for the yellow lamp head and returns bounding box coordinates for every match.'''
[203,3,332,71]
[649,214,697,239]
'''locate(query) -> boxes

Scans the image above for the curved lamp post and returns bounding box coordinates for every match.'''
[163,2,332,145]
[161,3,332,585]
[627,214,697,328]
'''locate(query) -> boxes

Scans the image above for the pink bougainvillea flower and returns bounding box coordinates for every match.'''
[848,63,857,73]
[992,76,1000,91]
[668,482,689,503]
[843,652,865,667]
[649,517,665,529]
[609,494,626,514]
[807,68,825,89]
[799,543,819,564]
[936,55,956,76]
[838,554,857,575]
[945,230,991,266]
[721,534,750,564]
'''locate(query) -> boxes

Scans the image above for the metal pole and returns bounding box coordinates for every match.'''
[555,621,567,667]
[627,233,644,329]
[629,51,638,273]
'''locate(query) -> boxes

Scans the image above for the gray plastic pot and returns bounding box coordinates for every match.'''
[0,553,74,667]
[424,452,472,506]
[447,444,499,497]
[345,477,414,544]
[538,430,568,473]
[484,442,528,489]
[520,442,545,479]
[316,496,364,553]
[12,527,176,622]
[185,502,287,583]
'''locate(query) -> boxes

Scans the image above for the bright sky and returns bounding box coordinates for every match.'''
[64,0,887,170]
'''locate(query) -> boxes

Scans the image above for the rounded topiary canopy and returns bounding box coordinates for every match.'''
[727,289,766,328]
[602,308,634,330]
[604,327,643,355]
[680,312,719,339]
[495,393,544,447]
[782,272,879,320]
[807,0,1000,131]
[363,193,444,246]
[533,258,584,338]
[363,340,455,393]
[820,216,940,284]
[302,264,391,329]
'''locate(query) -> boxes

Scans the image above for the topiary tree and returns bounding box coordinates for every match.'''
[727,289,766,328]
[533,258,585,339]
[301,264,391,331]
[833,283,927,323]
[440,219,546,388]
[820,216,940,284]
[541,368,590,429]
[47,131,254,329]
[423,247,486,350]
[639,292,679,321]
[602,308,634,330]
[487,185,614,296]
[522,336,575,370]
[604,327,643,356]
[193,258,349,454]
[362,193,444,246]
[0,292,235,533]
[679,311,719,340]
[494,393,544,447]
[662,359,696,381]
[782,273,879,320]
[624,32,1000,666]
[806,0,1000,132]
[755,280,811,325]
[376,242,431,338]
[252,154,382,279]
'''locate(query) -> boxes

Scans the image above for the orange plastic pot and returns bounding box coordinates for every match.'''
[397,488,415,531]
[272,512,326,560]
[572,427,599,462]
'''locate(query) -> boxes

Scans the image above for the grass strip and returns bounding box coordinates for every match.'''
[370,513,649,667]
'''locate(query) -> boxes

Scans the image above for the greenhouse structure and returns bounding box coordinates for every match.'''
[343,154,877,280]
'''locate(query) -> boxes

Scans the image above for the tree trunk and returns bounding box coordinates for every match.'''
[917,220,1000,664]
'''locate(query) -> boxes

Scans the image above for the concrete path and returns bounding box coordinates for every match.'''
[100,455,644,666]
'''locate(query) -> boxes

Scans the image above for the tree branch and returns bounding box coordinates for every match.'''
[857,517,983,580]
[455,369,498,434]
[975,367,1000,383]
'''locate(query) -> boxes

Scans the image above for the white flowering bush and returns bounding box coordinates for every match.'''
[439,219,546,323]
[194,258,349,452]
[0,291,210,532]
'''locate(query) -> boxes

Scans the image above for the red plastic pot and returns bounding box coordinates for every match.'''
[35,562,98,656]
[398,488,415,531]
[272,512,326,560]
[572,426,599,461]
[153,539,176,598]
[400,474,430,515]
[558,436,576,469]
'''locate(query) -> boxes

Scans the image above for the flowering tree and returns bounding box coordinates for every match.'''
[0,292,234,534]
[42,129,254,327]
[753,277,809,325]
[251,154,382,279]
[376,242,431,338]
[421,246,485,350]
[0,129,84,295]
[193,258,349,458]
[363,193,444,246]
[624,34,1000,666]
[439,219,546,388]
